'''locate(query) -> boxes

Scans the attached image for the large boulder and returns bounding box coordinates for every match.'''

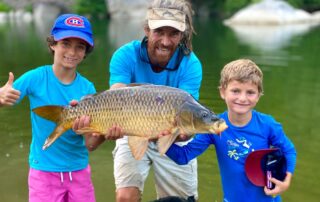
[33,3,62,38]
[228,23,314,52]
[224,0,318,25]
[106,0,152,19]
[106,0,151,48]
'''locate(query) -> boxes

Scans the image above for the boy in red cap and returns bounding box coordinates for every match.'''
[0,14,97,202]
[166,59,296,201]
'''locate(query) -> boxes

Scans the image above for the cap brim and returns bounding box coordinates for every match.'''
[245,148,279,186]
[148,20,185,32]
[53,30,94,47]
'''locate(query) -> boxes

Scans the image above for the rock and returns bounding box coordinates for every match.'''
[33,3,62,38]
[106,0,152,19]
[224,0,318,25]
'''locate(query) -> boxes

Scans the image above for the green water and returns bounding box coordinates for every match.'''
[0,18,319,201]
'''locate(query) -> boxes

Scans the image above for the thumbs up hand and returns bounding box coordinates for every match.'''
[0,72,21,106]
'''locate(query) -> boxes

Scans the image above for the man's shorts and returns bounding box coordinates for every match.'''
[28,165,95,202]
[113,137,198,200]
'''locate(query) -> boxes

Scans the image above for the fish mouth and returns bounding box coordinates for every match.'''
[209,120,228,135]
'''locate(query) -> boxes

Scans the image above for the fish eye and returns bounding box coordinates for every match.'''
[201,111,208,118]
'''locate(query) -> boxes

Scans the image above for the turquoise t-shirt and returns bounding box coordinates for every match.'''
[109,40,202,100]
[13,65,96,172]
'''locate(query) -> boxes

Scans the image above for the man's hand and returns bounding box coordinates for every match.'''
[0,72,20,106]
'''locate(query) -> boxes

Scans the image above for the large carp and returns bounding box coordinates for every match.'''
[33,85,227,160]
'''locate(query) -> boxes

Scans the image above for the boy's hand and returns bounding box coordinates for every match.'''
[70,100,124,140]
[106,125,124,140]
[264,172,292,197]
[0,72,20,106]
[154,130,190,142]
[175,133,191,142]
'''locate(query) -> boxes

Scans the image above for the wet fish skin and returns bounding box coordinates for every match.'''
[33,85,227,160]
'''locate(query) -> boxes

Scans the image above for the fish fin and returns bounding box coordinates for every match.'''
[76,126,103,135]
[32,105,64,123]
[42,124,68,150]
[80,94,95,101]
[157,127,180,155]
[127,83,153,87]
[128,136,149,160]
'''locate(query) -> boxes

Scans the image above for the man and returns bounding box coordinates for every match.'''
[110,1,201,201]
[76,0,202,201]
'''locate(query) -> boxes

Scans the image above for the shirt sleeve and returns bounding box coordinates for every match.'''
[109,45,135,87]
[87,82,96,94]
[166,134,213,165]
[13,69,39,104]
[269,117,297,174]
[177,53,202,100]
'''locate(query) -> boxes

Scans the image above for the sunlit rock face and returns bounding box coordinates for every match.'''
[106,0,152,19]
[108,18,145,48]
[224,0,319,25]
[223,0,320,53]
[106,0,152,48]
[33,3,62,38]
[228,24,314,52]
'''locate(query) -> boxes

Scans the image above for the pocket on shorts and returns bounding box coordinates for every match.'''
[175,159,198,192]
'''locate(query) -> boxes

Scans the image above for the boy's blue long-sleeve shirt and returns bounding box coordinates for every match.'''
[166,110,296,202]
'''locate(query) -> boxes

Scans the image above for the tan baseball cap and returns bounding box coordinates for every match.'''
[147,8,186,32]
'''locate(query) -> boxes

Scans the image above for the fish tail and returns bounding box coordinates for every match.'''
[32,105,64,123]
[33,106,71,150]
[42,125,68,150]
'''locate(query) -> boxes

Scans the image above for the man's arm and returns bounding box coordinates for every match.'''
[110,83,127,89]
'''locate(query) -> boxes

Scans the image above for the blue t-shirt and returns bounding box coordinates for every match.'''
[166,110,297,202]
[109,40,202,100]
[13,65,96,172]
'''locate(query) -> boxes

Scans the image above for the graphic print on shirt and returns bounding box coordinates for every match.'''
[227,137,253,160]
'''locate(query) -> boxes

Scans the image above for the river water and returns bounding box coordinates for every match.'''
[0,17,319,201]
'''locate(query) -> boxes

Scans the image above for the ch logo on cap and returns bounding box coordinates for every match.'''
[65,17,85,28]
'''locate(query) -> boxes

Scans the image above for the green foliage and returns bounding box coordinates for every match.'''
[288,0,320,11]
[0,1,11,12]
[224,0,252,17]
[73,0,107,18]
[24,4,33,12]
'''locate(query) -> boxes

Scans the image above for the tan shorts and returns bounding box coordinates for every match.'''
[113,136,198,199]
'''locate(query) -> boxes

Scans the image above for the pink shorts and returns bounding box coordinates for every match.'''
[28,166,95,202]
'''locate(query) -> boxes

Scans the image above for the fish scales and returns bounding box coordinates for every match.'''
[66,86,187,138]
[33,85,228,160]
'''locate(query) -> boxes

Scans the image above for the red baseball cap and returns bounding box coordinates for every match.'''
[245,148,287,187]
